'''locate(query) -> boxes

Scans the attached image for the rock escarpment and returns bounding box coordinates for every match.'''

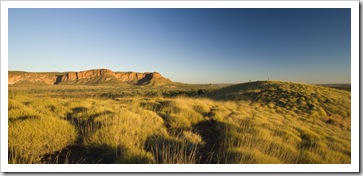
[9,69,172,86]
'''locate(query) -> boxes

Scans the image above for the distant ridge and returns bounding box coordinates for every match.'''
[8,69,173,86]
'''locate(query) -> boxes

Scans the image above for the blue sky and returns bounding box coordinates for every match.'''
[9,8,351,84]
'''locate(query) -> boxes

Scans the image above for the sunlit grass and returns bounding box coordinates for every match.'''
[8,116,77,163]
[8,81,351,164]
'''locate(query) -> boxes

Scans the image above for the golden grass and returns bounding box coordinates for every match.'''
[9,117,77,163]
[8,81,351,164]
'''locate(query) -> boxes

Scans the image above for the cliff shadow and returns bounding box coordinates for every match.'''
[54,75,64,84]
[135,74,152,85]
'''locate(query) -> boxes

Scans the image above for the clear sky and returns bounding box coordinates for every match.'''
[9,8,351,84]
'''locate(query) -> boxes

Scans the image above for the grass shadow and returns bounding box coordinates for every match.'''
[42,144,116,164]
[192,119,222,164]
[8,115,40,123]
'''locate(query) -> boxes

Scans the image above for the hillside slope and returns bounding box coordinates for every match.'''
[207,80,351,128]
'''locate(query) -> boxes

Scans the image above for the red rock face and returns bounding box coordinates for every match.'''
[8,69,172,85]
[8,72,57,85]
[64,69,114,81]
[151,72,162,79]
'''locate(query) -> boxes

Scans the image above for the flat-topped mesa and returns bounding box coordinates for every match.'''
[114,72,151,82]
[8,72,56,85]
[63,69,114,81]
[9,69,173,86]
[151,72,162,79]
[114,72,169,85]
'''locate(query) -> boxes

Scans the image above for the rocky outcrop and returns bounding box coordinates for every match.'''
[55,69,115,83]
[8,72,57,85]
[61,69,114,81]
[9,69,172,86]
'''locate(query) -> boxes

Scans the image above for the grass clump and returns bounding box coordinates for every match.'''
[9,117,77,163]
[144,135,200,164]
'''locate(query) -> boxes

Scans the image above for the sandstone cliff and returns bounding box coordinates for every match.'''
[9,69,173,86]
[8,72,57,85]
